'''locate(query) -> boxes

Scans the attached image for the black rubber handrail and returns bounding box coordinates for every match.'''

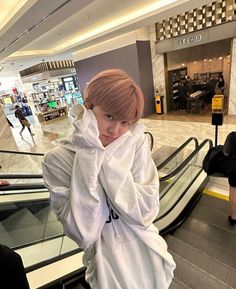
[159,138,213,182]
[0,174,42,179]
[157,137,199,171]
[144,131,154,151]
[156,138,213,222]
[0,149,44,156]
[0,183,46,191]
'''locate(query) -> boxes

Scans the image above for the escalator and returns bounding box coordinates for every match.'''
[167,194,236,289]
[0,137,235,288]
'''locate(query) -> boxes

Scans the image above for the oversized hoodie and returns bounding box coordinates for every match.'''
[42,105,176,289]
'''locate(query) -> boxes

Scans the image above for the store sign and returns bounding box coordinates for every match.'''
[177,34,202,46]
[212,95,224,111]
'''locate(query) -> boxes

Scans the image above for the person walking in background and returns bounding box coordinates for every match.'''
[42,69,175,289]
[14,105,34,136]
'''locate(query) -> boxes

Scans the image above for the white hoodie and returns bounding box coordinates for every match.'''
[42,105,175,289]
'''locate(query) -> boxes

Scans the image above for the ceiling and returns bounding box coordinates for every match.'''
[0,0,213,79]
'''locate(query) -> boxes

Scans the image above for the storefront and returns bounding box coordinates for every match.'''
[19,60,83,123]
[166,38,231,114]
[150,0,236,115]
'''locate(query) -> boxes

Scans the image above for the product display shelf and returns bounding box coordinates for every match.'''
[36,106,68,123]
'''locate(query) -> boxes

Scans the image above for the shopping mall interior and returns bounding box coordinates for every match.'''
[0,0,236,288]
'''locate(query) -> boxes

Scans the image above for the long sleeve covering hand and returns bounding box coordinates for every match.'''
[42,106,108,249]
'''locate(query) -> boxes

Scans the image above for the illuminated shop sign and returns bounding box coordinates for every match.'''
[178,34,202,46]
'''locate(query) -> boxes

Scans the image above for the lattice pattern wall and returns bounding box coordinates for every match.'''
[156,0,236,41]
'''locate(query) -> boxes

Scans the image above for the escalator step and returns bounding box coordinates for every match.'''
[190,203,236,234]
[173,227,236,270]
[199,194,229,214]
[166,235,236,287]
[170,251,230,289]
[181,216,236,256]
[169,278,192,289]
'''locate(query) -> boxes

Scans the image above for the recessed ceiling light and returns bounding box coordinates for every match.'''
[85,15,94,21]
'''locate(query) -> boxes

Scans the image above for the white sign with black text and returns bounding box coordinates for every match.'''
[177,34,202,46]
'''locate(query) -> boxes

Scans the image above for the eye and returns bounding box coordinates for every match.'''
[104,113,113,120]
[121,120,131,127]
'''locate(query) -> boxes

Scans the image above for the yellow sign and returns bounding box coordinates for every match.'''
[3,97,12,104]
[212,95,223,111]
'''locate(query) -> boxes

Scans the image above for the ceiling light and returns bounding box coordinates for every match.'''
[204,59,207,61]
[85,15,95,21]
[219,56,222,60]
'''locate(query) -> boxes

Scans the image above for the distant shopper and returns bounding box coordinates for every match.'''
[217,74,225,94]
[185,75,193,94]
[14,105,34,136]
[0,244,30,289]
[42,69,176,289]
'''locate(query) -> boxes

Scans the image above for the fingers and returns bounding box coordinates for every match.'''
[0,179,10,186]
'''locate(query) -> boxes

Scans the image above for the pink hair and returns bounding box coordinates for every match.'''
[84,69,144,123]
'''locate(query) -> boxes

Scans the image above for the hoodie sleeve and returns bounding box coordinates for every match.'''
[42,146,108,250]
[100,134,159,227]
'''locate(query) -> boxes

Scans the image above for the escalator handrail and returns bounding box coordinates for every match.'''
[0,149,44,156]
[0,174,42,179]
[0,183,46,191]
[157,137,199,171]
[156,138,213,223]
[159,138,213,182]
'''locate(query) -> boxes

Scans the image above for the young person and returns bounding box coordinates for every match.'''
[15,105,34,136]
[42,69,175,288]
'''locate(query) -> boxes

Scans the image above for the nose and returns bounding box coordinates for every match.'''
[108,121,120,137]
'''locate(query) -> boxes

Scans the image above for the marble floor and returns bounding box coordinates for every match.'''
[3,109,236,199]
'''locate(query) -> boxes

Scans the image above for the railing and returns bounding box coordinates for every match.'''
[157,137,199,171]
[156,138,213,234]
[159,138,212,181]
